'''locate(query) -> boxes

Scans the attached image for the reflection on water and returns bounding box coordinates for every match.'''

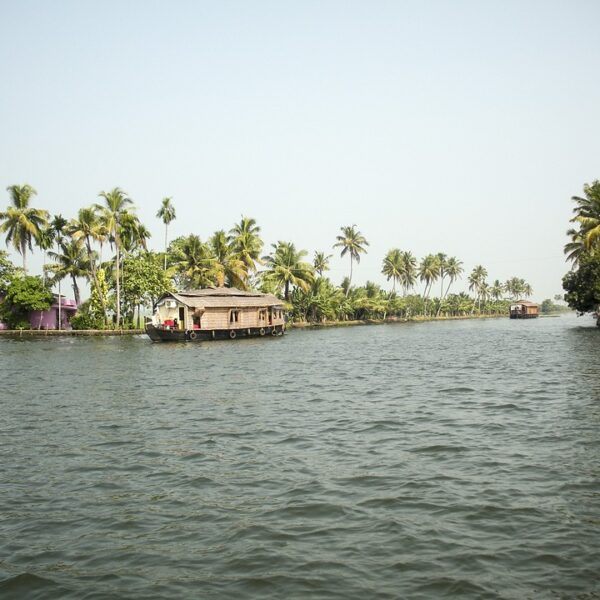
[1,314,599,599]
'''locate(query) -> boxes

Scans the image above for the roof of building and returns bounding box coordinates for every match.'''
[512,300,539,307]
[159,287,284,310]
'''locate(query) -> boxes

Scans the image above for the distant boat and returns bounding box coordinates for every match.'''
[146,287,286,342]
[509,300,539,319]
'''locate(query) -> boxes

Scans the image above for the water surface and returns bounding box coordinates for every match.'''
[1,315,599,599]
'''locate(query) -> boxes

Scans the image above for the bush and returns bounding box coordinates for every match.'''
[71,312,105,330]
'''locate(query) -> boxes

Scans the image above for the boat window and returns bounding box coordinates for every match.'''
[259,309,267,322]
[230,310,240,323]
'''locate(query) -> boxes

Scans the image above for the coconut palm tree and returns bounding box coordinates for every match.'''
[209,230,247,288]
[569,180,600,251]
[69,207,109,316]
[0,184,48,271]
[419,254,441,306]
[442,256,463,297]
[436,253,448,298]
[400,251,418,295]
[468,265,488,311]
[171,234,219,289]
[46,239,90,306]
[37,225,55,284]
[262,241,314,301]
[333,225,369,294]
[382,248,403,293]
[436,256,463,316]
[228,216,263,284]
[51,214,68,327]
[313,251,332,277]
[490,279,504,301]
[156,197,176,270]
[96,187,133,326]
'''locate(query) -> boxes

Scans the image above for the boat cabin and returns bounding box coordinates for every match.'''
[148,287,285,341]
[509,300,539,319]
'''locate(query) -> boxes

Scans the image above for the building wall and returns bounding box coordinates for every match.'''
[29,307,76,330]
[201,307,284,329]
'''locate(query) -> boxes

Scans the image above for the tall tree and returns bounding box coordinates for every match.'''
[69,207,108,317]
[171,234,219,289]
[209,230,246,288]
[228,216,263,285]
[468,265,488,311]
[419,254,441,305]
[47,239,89,306]
[0,185,48,272]
[262,241,314,301]
[37,225,55,284]
[400,251,417,295]
[382,248,403,293]
[96,187,133,326]
[313,251,332,277]
[333,225,369,294]
[569,180,600,252]
[156,197,176,270]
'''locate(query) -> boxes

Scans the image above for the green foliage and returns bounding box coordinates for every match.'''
[71,300,106,330]
[0,250,19,294]
[121,251,172,317]
[563,251,600,314]
[0,275,53,328]
[540,298,569,314]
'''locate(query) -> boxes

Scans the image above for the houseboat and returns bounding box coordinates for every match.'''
[146,287,286,342]
[509,300,539,319]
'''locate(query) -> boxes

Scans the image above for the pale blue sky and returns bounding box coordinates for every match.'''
[1,0,599,299]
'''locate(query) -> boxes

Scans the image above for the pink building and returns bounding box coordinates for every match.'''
[0,295,78,330]
[29,295,78,330]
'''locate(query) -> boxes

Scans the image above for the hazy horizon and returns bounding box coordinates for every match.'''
[2,1,599,300]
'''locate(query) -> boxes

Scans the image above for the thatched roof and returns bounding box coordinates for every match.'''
[158,287,283,309]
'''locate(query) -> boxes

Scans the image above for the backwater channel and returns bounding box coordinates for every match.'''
[1,314,599,599]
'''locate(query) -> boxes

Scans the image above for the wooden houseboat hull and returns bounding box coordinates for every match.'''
[146,323,285,342]
[509,313,538,319]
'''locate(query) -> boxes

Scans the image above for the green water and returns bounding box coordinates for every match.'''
[1,315,599,599]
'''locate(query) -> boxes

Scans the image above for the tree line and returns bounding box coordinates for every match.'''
[562,180,600,321]
[0,184,534,328]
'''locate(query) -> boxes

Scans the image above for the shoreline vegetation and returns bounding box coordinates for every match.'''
[0,311,563,337]
[0,184,543,332]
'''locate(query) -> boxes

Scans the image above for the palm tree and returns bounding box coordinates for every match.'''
[313,251,332,277]
[96,187,133,326]
[490,279,504,301]
[209,230,247,288]
[228,216,263,284]
[569,180,600,252]
[400,251,417,295]
[468,265,488,311]
[69,207,109,317]
[436,256,463,316]
[442,256,463,297]
[436,253,448,298]
[382,248,403,293]
[523,282,533,298]
[262,241,314,301]
[51,214,68,328]
[0,184,48,271]
[37,225,55,284]
[46,239,89,306]
[419,254,441,306]
[156,197,176,270]
[172,234,219,289]
[333,225,369,294]
[564,227,586,265]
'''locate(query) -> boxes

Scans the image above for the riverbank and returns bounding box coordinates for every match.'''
[0,329,145,337]
[289,313,506,329]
